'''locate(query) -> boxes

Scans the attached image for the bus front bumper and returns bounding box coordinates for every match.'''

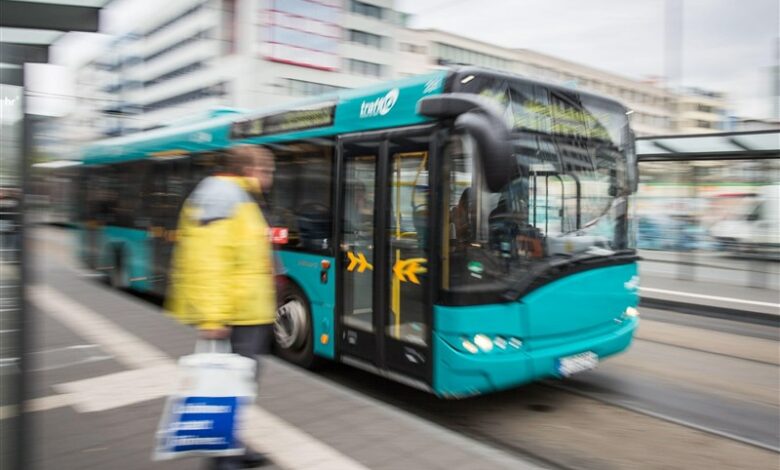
[432,316,638,398]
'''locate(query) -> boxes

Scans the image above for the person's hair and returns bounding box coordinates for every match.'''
[225,144,273,175]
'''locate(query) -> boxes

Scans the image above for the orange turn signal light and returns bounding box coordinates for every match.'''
[320,334,329,345]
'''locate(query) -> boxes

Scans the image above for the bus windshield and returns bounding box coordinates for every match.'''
[443,75,633,298]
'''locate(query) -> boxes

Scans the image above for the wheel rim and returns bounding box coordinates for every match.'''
[274,299,308,350]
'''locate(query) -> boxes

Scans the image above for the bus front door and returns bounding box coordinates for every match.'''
[339,140,379,364]
[338,131,433,385]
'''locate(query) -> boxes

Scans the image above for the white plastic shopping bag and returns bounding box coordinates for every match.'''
[153,340,256,460]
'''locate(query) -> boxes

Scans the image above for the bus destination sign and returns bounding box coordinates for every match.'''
[231,104,335,139]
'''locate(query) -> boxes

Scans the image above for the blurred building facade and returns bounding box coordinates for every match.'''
[727,118,780,131]
[66,0,735,146]
[398,28,684,136]
[71,0,407,140]
[674,87,728,134]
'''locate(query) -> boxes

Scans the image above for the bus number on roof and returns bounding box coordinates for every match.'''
[231,105,335,139]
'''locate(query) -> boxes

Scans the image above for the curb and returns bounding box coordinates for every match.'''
[639,297,780,328]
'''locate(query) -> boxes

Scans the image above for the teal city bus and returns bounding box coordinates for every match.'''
[77,67,640,397]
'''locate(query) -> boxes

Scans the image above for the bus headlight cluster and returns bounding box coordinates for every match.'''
[461,335,523,354]
[624,307,640,318]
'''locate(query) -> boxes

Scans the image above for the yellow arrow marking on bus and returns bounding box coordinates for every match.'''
[347,251,373,272]
[347,252,358,271]
[392,258,427,285]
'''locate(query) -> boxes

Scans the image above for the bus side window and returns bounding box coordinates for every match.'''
[190,152,218,190]
[82,167,96,223]
[168,157,191,218]
[92,166,119,225]
[268,141,334,254]
[115,161,147,229]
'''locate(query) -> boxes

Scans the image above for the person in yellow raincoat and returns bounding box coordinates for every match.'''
[166,144,275,469]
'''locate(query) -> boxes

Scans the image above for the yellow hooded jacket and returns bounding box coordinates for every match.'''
[166,175,276,329]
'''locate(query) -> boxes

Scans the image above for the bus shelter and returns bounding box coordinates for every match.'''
[1,2,104,468]
[635,129,780,288]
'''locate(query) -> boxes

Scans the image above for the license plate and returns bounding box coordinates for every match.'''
[556,351,598,377]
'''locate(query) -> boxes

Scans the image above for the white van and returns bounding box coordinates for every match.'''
[709,184,780,256]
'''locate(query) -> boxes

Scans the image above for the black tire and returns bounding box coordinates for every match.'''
[274,281,318,369]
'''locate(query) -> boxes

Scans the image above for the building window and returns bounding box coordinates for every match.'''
[348,29,383,49]
[144,82,226,112]
[435,43,509,69]
[695,120,712,129]
[350,0,383,19]
[144,62,204,88]
[145,29,212,62]
[145,1,205,38]
[400,42,426,54]
[347,58,384,77]
[285,78,345,97]
[697,104,714,113]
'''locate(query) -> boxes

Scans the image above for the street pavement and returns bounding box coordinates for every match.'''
[315,307,780,469]
[16,232,538,470]
[5,227,779,470]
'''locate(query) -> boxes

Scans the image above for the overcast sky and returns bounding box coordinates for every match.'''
[398,0,779,118]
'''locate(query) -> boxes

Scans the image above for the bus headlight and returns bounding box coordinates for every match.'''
[459,335,521,353]
[473,334,493,352]
[461,338,479,354]
[625,307,640,318]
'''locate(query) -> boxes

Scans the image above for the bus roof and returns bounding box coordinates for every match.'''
[449,66,631,114]
[80,67,631,165]
[80,71,449,165]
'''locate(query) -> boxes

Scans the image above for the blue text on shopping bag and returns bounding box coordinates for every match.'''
[164,396,240,453]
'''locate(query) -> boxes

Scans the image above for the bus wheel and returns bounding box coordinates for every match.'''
[274,282,316,368]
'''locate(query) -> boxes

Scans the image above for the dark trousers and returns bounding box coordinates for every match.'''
[213,324,273,469]
[230,324,274,377]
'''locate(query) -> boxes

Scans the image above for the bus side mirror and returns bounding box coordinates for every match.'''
[418,94,515,192]
[454,112,515,192]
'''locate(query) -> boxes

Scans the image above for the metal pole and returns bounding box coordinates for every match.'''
[773,37,779,121]
[664,0,683,91]
[676,162,695,281]
[748,160,771,289]
[665,0,683,133]
[0,89,23,470]
[16,69,32,470]
[1,68,33,470]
